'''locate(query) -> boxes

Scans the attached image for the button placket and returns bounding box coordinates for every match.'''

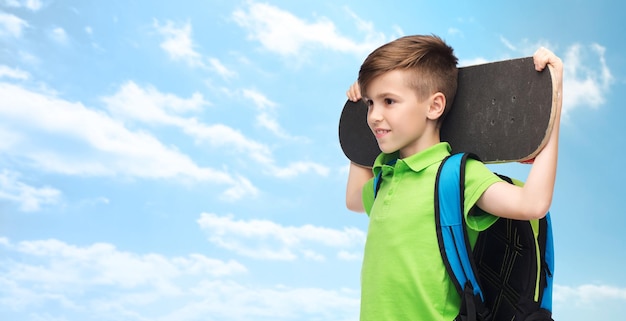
[380,161,405,213]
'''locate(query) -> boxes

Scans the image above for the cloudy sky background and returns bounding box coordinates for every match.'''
[1,0,624,320]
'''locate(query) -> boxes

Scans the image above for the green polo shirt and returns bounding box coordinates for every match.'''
[359,143,502,321]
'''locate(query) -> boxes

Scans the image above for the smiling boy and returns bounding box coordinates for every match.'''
[344,35,563,320]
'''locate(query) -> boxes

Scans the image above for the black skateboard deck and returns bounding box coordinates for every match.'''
[339,57,557,167]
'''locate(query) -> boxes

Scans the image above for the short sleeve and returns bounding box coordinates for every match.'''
[463,158,503,232]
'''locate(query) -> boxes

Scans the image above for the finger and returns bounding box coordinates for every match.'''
[346,82,362,101]
[347,88,358,101]
[346,89,353,101]
[533,47,562,72]
[533,47,551,71]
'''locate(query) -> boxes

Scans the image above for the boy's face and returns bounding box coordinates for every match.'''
[363,69,437,158]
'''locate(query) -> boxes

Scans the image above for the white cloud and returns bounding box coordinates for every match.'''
[103,81,273,166]
[197,213,365,261]
[151,17,329,178]
[103,81,207,121]
[0,170,61,211]
[562,43,613,114]
[499,35,517,51]
[18,50,40,65]
[0,82,257,200]
[3,0,42,10]
[208,57,237,79]
[49,26,68,44]
[25,0,43,11]
[5,239,246,287]
[448,27,462,37]
[0,237,359,320]
[242,88,294,139]
[0,12,28,38]
[256,112,284,136]
[554,284,626,304]
[232,1,385,57]
[2,0,19,6]
[154,19,204,68]
[220,174,259,202]
[154,20,239,80]
[0,65,29,80]
[242,88,277,111]
[268,161,330,178]
[76,196,110,208]
[104,82,328,180]
[241,88,315,145]
[180,283,359,321]
[337,250,362,261]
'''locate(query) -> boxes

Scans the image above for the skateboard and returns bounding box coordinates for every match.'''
[338,57,557,167]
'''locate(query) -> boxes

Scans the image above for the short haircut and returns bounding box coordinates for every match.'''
[358,35,458,125]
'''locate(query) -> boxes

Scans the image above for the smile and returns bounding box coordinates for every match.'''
[373,129,390,138]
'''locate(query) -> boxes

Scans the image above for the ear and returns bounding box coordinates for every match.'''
[426,92,446,120]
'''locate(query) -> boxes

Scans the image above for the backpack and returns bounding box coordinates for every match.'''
[373,152,555,321]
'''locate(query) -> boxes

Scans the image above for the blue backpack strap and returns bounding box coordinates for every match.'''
[540,212,555,311]
[373,171,382,198]
[373,159,397,197]
[435,153,485,303]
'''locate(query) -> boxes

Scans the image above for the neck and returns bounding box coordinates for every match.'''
[399,130,441,159]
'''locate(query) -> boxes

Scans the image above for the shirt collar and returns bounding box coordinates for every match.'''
[373,142,452,174]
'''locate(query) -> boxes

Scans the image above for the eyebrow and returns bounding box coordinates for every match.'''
[370,92,400,100]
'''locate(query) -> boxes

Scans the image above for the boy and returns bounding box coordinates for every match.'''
[344,35,562,320]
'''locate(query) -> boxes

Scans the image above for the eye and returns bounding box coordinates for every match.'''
[384,98,395,105]
[364,99,374,107]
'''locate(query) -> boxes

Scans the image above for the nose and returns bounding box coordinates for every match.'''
[368,102,383,124]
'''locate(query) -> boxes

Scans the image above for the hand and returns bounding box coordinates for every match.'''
[532,47,562,71]
[346,81,362,102]
[533,47,563,96]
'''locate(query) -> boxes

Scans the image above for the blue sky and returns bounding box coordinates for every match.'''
[0,0,623,320]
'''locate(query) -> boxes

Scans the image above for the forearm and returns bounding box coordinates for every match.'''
[479,105,560,220]
[521,117,560,217]
[346,162,373,212]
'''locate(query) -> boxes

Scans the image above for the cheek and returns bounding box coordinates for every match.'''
[407,104,429,121]
[394,107,420,123]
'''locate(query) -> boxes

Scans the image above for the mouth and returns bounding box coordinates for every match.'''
[373,128,390,139]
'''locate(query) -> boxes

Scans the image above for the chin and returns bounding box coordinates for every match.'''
[377,145,399,155]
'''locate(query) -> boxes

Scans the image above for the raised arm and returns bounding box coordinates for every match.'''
[344,81,373,212]
[477,47,563,220]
